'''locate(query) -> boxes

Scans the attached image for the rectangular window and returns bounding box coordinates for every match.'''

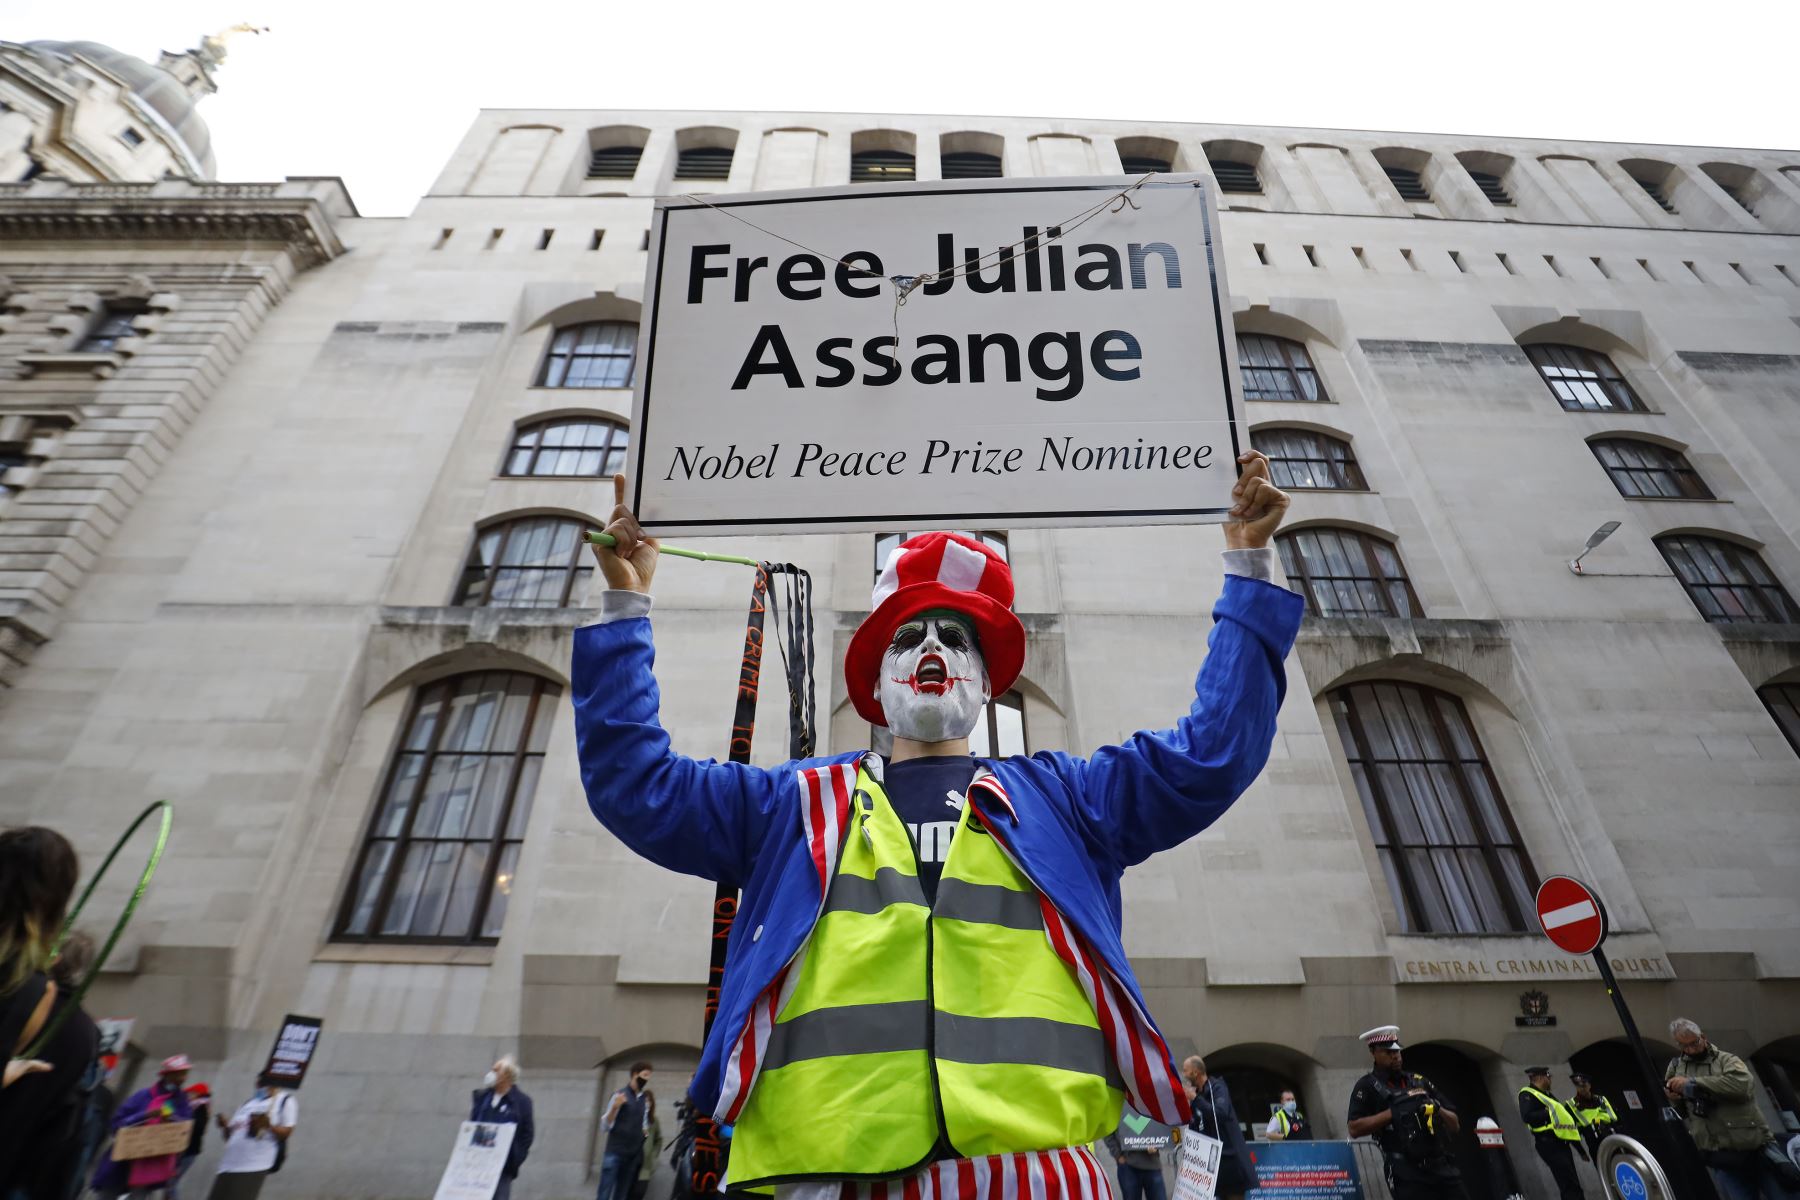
[1496,253,1516,276]
[590,230,605,251]
[1449,251,1467,274]
[433,228,453,250]
[76,305,142,353]
[119,127,145,148]
[1352,246,1369,270]
[1729,262,1753,285]
[1684,260,1705,282]
[1590,257,1611,279]
[1778,265,1799,288]
[484,229,503,250]
[1302,245,1319,268]
[1400,249,1418,272]
[1639,258,1660,281]
[1254,243,1268,266]
[1543,255,1563,278]
[537,229,554,250]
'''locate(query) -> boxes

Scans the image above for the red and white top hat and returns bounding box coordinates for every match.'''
[845,532,1026,727]
[159,1054,192,1074]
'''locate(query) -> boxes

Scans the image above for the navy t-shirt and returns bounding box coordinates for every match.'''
[882,755,977,903]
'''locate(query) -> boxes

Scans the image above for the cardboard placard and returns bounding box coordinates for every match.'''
[433,1121,517,1200]
[631,175,1241,537]
[113,1121,194,1160]
[1175,1130,1222,1200]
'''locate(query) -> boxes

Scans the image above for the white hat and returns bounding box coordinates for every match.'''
[1361,1026,1403,1051]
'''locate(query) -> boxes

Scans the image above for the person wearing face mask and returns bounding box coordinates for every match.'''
[470,1055,533,1200]
[574,453,1301,1193]
[597,1062,654,1200]
[1264,1091,1311,1141]
[206,1072,296,1200]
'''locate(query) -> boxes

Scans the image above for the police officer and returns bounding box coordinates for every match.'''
[1518,1067,1586,1200]
[1347,1027,1466,1200]
[1569,1073,1618,1155]
[1265,1091,1311,1141]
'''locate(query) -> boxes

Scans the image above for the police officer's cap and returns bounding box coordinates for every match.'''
[1360,1025,1403,1051]
[1525,1066,1551,1077]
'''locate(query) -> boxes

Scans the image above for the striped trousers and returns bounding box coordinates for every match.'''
[775,1147,1116,1200]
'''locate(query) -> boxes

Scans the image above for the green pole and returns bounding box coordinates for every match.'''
[584,529,760,567]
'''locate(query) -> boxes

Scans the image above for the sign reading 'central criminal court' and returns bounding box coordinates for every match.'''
[629,175,1241,536]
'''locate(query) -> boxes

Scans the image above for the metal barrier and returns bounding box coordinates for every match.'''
[1347,1140,1395,1200]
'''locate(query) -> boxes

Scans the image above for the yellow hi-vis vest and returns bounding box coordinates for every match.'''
[728,767,1122,1187]
[1574,1095,1618,1129]
[1521,1087,1583,1141]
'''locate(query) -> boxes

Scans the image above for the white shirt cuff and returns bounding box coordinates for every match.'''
[597,590,654,623]
[1221,547,1278,583]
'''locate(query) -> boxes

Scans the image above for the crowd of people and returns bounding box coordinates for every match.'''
[1,827,298,1200]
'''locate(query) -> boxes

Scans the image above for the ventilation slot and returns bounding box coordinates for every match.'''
[1385,166,1430,202]
[1468,171,1513,206]
[1209,159,1262,194]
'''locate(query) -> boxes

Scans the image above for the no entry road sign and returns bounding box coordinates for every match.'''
[1536,875,1608,955]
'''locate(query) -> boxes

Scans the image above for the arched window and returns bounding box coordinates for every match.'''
[1329,681,1537,934]
[1276,527,1421,618]
[1238,334,1328,403]
[941,152,1001,179]
[1760,683,1800,756]
[1524,344,1646,413]
[675,146,733,180]
[587,145,643,179]
[1252,428,1367,490]
[1656,535,1799,624]
[1209,159,1261,194]
[538,321,637,388]
[969,691,1027,758]
[1468,171,1512,206]
[1588,438,1712,499]
[336,671,558,943]
[504,417,630,478]
[851,150,916,183]
[457,516,595,608]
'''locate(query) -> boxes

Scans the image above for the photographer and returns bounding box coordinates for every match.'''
[1665,1019,1794,1200]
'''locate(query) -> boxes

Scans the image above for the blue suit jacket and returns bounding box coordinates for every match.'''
[572,573,1303,1121]
[470,1087,534,1178]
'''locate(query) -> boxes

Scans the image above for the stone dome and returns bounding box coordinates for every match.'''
[25,39,215,175]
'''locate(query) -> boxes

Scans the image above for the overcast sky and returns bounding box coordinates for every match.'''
[14,0,1799,217]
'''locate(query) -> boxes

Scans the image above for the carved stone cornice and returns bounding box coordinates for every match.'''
[0,177,354,269]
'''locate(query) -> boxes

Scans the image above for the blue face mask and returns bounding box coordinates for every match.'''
[1283,1100,1298,1114]
[254,1087,271,1100]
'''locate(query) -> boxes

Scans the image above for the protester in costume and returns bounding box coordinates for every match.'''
[574,452,1300,1197]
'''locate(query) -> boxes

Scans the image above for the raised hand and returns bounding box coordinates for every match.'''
[589,474,661,594]
[1224,448,1290,550]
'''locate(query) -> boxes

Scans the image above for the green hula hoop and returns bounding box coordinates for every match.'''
[21,800,173,1060]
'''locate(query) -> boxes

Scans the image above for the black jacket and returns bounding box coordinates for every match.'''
[1188,1076,1260,1193]
[470,1087,535,1179]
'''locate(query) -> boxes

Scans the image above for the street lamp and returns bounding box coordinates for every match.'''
[1569,521,1622,575]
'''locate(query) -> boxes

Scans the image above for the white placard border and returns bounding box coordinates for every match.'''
[629,179,1242,532]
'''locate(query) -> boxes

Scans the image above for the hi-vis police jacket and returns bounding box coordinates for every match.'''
[571,573,1304,1129]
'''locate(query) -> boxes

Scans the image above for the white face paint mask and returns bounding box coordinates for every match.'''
[876,612,989,744]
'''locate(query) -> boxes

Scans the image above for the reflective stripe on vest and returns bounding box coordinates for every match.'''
[729,767,1119,1186]
[1574,1097,1617,1127]
[1520,1087,1583,1141]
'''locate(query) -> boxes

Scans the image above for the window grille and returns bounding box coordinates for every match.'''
[1252,429,1367,490]
[456,517,595,608]
[1277,527,1422,619]
[504,417,630,478]
[1759,683,1800,756]
[587,145,642,179]
[1209,159,1261,194]
[1468,170,1513,205]
[1237,334,1328,402]
[1656,535,1799,625]
[1634,176,1677,213]
[1588,439,1712,500]
[1524,344,1646,413]
[851,150,916,182]
[1385,166,1430,202]
[538,321,637,389]
[941,152,1002,179]
[1120,155,1172,176]
[675,146,733,180]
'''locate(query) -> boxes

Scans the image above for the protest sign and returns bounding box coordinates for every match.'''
[1246,1140,1363,1200]
[432,1121,517,1200]
[261,1014,323,1089]
[1118,1108,1176,1152]
[1174,1130,1223,1200]
[113,1120,194,1160]
[630,174,1241,536]
[95,1017,134,1081]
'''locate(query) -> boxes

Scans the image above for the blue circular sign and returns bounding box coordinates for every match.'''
[1613,1160,1649,1200]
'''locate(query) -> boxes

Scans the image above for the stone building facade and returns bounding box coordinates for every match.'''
[2,61,1798,1200]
